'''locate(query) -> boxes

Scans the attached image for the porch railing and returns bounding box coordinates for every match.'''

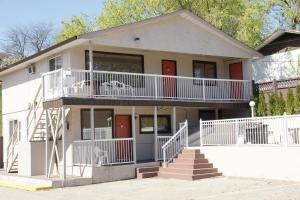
[73,138,134,166]
[162,120,188,167]
[42,69,252,102]
[200,114,300,146]
[157,136,172,160]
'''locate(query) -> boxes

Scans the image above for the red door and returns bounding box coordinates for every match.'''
[162,60,177,98]
[115,115,132,161]
[229,62,243,99]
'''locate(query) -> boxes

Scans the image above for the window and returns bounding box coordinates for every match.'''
[140,115,171,134]
[49,56,62,71]
[9,120,20,141]
[85,51,143,73]
[81,109,113,140]
[193,61,217,85]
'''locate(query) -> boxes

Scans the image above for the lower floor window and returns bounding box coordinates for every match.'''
[81,109,113,140]
[140,115,171,134]
[9,120,20,141]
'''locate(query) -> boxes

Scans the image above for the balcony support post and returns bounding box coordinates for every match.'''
[90,107,95,173]
[62,106,67,181]
[131,106,137,164]
[154,106,158,161]
[172,107,176,135]
[89,40,94,97]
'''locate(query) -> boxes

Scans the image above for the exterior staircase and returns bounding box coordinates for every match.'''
[158,149,222,180]
[136,166,159,179]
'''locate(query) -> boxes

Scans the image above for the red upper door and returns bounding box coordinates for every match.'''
[229,62,243,80]
[229,62,243,99]
[162,60,177,98]
[115,115,131,138]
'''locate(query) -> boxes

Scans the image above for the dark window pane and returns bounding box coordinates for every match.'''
[140,115,171,134]
[140,116,154,133]
[81,109,113,140]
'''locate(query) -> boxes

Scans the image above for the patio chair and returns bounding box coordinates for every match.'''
[72,80,88,96]
[94,146,109,166]
[110,80,134,96]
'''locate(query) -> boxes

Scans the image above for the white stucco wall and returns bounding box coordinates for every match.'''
[252,48,300,82]
[201,146,300,181]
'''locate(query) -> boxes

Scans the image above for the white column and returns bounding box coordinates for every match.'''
[62,107,67,180]
[172,107,176,135]
[131,107,137,163]
[45,109,49,177]
[89,40,94,97]
[154,106,158,161]
[90,107,95,174]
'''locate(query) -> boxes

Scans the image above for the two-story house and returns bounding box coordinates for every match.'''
[0,10,262,185]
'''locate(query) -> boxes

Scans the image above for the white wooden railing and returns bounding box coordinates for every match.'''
[157,136,172,160]
[42,69,252,102]
[162,120,188,167]
[73,138,134,166]
[200,114,300,146]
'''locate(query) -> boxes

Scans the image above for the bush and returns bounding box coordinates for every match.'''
[286,88,295,114]
[267,93,275,116]
[257,91,267,116]
[274,92,285,115]
[295,85,300,113]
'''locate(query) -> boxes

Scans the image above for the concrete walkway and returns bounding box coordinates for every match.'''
[1,177,300,200]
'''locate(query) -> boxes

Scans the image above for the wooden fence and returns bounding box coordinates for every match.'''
[254,78,300,98]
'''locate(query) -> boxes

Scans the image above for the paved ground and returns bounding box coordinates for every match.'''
[1,177,300,200]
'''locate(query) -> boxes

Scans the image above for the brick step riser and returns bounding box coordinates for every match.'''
[178,154,205,159]
[173,159,209,164]
[158,172,222,181]
[160,168,218,175]
[136,167,159,173]
[137,172,158,179]
[169,163,213,169]
[181,149,201,154]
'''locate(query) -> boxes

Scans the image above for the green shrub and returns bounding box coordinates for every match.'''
[286,88,295,114]
[294,85,300,113]
[257,91,267,116]
[267,92,275,116]
[274,92,285,115]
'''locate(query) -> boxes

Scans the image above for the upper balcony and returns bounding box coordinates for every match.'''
[42,69,252,103]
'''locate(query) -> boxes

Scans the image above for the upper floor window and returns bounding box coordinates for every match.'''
[85,51,144,73]
[49,56,62,71]
[193,61,217,79]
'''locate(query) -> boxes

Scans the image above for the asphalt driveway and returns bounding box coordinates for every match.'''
[1,176,300,200]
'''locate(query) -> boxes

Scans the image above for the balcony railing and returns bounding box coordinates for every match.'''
[42,69,252,102]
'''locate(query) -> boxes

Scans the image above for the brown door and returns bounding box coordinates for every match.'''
[162,60,177,98]
[229,62,243,99]
[115,115,132,161]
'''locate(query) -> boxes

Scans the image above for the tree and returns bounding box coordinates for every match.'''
[294,85,300,113]
[275,0,300,29]
[286,88,295,114]
[257,91,267,116]
[268,92,276,116]
[57,0,271,47]
[1,23,54,57]
[0,55,22,68]
[56,14,96,42]
[274,92,285,115]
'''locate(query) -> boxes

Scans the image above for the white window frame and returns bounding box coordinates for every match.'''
[49,55,63,71]
[8,119,21,141]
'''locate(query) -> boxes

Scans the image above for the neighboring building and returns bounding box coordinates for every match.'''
[252,29,300,83]
[0,10,261,184]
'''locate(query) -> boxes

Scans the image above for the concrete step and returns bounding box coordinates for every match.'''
[137,171,158,179]
[159,172,222,181]
[181,149,201,154]
[169,162,213,169]
[173,158,209,164]
[136,166,159,173]
[160,167,218,175]
[178,153,205,159]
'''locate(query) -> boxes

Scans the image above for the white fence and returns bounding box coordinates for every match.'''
[200,114,300,146]
[73,138,134,166]
[162,121,188,167]
[42,69,252,102]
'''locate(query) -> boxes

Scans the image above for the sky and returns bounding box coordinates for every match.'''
[0,0,105,40]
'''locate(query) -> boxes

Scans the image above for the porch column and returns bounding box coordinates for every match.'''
[89,40,94,97]
[131,107,137,163]
[172,107,176,135]
[154,106,158,161]
[45,109,49,177]
[90,107,95,171]
[62,107,67,180]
